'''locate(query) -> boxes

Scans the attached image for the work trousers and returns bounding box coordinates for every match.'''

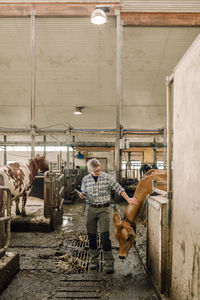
[85,205,112,252]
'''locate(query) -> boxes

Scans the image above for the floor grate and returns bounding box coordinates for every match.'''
[65,232,102,251]
[61,232,104,274]
[54,275,105,299]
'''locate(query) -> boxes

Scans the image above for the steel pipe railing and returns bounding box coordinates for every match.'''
[152,180,167,197]
[0,185,12,251]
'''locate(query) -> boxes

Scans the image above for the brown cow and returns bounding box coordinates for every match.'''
[113,169,167,259]
[0,155,49,217]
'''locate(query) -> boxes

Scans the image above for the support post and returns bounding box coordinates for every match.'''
[3,136,7,165]
[163,128,167,169]
[115,10,123,182]
[66,123,71,176]
[166,75,173,199]
[165,73,174,296]
[57,152,62,171]
[153,147,157,166]
[72,135,75,170]
[43,135,46,157]
[30,10,36,159]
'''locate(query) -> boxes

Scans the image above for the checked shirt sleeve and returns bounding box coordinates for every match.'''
[109,175,124,196]
[81,177,87,195]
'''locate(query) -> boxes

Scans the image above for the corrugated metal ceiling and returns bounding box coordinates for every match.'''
[0,17,117,129]
[123,27,200,128]
[0,11,199,133]
[121,0,200,12]
[0,18,31,127]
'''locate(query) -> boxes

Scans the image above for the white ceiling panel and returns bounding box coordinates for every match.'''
[123,27,200,128]
[0,106,30,128]
[121,0,200,12]
[36,105,117,129]
[35,17,116,128]
[0,18,31,108]
[0,14,199,135]
[123,105,166,128]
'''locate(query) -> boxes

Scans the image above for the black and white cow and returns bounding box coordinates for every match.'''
[0,155,49,217]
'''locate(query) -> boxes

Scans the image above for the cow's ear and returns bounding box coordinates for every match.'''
[113,213,121,225]
[127,226,136,238]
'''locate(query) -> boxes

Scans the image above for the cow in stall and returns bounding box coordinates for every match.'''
[0,155,49,217]
[113,169,167,259]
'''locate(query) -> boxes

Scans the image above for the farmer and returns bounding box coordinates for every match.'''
[78,158,138,273]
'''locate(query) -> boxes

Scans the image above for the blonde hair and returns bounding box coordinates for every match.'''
[87,158,101,173]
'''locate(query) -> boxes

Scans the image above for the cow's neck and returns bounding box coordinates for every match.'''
[125,176,152,224]
[29,159,38,177]
[124,171,167,224]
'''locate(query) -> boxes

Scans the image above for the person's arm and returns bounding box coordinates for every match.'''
[121,190,138,205]
[79,178,87,199]
[109,175,138,205]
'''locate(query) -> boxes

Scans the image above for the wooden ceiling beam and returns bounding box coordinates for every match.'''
[0,4,200,26]
[1,5,200,27]
[121,12,200,27]
[0,3,119,17]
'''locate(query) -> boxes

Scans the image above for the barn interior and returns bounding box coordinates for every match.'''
[0,1,200,300]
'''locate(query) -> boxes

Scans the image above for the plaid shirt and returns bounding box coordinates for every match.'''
[81,172,124,204]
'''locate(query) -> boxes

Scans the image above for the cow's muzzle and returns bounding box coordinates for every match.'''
[118,255,126,259]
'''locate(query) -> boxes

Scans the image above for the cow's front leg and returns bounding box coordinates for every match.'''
[15,197,21,215]
[21,193,27,217]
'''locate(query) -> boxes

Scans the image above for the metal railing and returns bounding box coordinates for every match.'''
[44,170,64,218]
[152,180,168,197]
[0,182,12,256]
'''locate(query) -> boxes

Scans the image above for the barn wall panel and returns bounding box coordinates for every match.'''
[172,33,200,300]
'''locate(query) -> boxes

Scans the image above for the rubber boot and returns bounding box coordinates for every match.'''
[103,250,114,274]
[89,249,99,270]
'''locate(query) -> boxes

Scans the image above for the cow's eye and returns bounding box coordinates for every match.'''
[126,237,130,242]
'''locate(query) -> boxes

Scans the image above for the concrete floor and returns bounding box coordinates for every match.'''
[0,200,158,300]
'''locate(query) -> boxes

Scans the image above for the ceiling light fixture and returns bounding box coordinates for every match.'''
[74,106,84,115]
[91,6,110,25]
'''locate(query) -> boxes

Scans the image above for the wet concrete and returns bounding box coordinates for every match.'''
[11,197,51,232]
[0,201,158,300]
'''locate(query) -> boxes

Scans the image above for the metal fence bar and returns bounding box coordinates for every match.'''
[0,185,12,251]
[0,216,10,223]
[152,180,167,197]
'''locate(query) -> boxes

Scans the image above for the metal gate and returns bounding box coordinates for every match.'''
[0,175,12,258]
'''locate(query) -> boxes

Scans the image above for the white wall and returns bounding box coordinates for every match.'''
[0,149,115,172]
[172,34,200,300]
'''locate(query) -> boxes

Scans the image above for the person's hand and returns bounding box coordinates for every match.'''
[127,197,138,205]
[78,192,86,199]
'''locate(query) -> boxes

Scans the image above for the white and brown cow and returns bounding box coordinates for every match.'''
[113,169,167,259]
[0,155,49,217]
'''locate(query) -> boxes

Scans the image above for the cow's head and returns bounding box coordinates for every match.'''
[113,213,136,259]
[35,155,49,172]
